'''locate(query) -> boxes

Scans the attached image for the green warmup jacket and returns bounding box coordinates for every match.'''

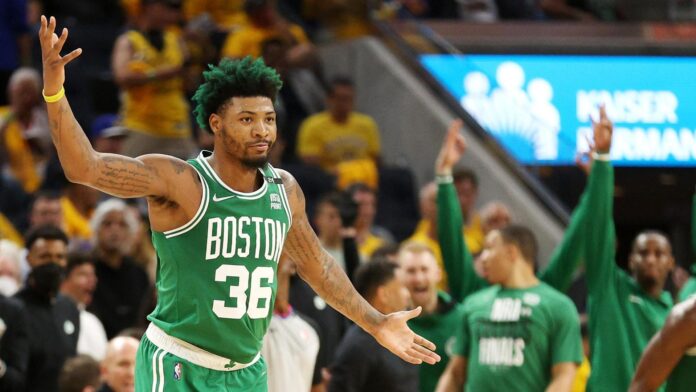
[580,161,672,392]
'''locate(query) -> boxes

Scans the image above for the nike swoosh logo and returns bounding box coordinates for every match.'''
[212,194,235,202]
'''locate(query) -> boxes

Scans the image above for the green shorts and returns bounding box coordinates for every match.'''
[135,335,268,391]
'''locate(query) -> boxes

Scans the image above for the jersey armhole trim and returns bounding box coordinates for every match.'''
[163,166,210,238]
[268,165,293,227]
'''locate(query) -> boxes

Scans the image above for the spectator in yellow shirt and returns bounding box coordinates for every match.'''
[0,67,52,193]
[221,0,317,70]
[112,0,195,159]
[297,77,381,176]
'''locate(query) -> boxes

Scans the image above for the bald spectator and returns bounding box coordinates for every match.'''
[0,239,22,296]
[480,201,511,235]
[0,67,52,193]
[15,225,80,392]
[59,355,101,392]
[88,199,150,338]
[99,337,138,392]
[61,252,108,361]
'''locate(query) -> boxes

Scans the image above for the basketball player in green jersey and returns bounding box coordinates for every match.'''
[38,15,440,391]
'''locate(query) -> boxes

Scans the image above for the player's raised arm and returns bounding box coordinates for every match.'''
[39,15,188,200]
[278,169,440,366]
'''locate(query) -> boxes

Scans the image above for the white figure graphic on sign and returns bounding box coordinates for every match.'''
[528,78,560,159]
[460,61,561,161]
[461,71,493,129]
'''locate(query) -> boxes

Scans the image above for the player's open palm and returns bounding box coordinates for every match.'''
[38,15,82,95]
[436,119,466,174]
[372,306,441,365]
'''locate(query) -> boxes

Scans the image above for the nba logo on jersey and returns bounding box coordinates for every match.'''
[173,363,182,381]
[270,193,282,210]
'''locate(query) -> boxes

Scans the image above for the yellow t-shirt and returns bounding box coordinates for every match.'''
[0,109,41,193]
[183,0,247,29]
[296,112,381,172]
[358,233,385,261]
[463,214,484,255]
[119,30,191,138]
[0,213,23,247]
[221,23,309,59]
[60,196,92,242]
[571,356,591,392]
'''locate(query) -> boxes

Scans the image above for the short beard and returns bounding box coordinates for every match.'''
[635,272,659,292]
[241,156,269,168]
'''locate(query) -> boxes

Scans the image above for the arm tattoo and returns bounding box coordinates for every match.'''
[281,171,382,330]
[94,155,156,196]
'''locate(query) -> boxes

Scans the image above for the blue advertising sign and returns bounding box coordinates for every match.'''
[421,54,696,166]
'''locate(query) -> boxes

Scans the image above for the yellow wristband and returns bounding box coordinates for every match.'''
[42,86,65,103]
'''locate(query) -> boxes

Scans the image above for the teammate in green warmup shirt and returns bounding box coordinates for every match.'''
[631,194,696,392]
[427,122,582,391]
[435,224,583,392]
[407,119,588,392]
[574,108,674,392]
[38,15,440,391]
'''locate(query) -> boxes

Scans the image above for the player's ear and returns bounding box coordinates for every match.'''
[209,113,221,134]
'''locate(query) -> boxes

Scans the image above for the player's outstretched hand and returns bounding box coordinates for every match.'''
[435,119,466,176]
[39,15,82,96]
[371,306,441,365]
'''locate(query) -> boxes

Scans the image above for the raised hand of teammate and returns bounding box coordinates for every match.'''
[592,104,613,154]
[576,104,613,175]
[38,15,82,96]
[435,119,467,176]
[371,306,441,365]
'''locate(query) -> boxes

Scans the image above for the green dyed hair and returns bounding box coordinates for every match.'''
[192,57,283,132]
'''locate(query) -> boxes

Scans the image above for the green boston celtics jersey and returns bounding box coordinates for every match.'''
[454,283,583,392]
[148,151,292,364]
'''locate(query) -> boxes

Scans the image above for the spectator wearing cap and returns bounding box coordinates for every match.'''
[111,0,196,159]
[221,0,317,70]
[90,114,127,155]
[14,225,80,392]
